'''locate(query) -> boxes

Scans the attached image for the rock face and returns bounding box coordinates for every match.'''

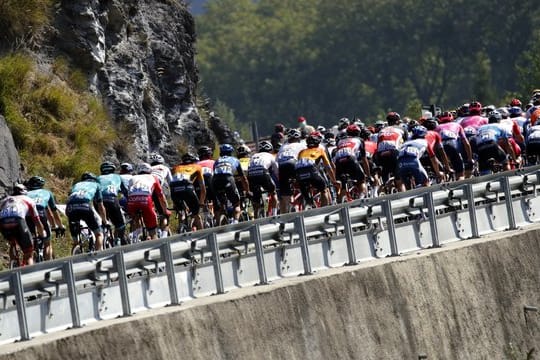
[0,116,21,197]
[54,0,215,163]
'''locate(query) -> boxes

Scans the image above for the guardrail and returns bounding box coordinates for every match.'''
[1,165,540,345]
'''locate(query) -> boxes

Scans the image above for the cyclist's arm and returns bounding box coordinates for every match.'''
[196,170,206,204]
[320,151,337,184]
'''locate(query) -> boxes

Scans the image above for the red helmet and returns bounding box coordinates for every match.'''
[469,101,482,115]
[346,124,361,136]
[438,111,454,123]
[510,98,522,107]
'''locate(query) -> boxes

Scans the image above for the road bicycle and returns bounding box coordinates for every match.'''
[71,220,95,255]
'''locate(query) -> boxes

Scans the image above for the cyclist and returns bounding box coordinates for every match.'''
[374,111,408,192]
[98,161,129,245]
[118,162,133,210]
[271,123,286,153]
[525,119,540,165]
[0,184,46,266]
[25,176,65,260]
[170,153,206,230]
[397,126,443,189]
[149,153,172,237]
[458,101,488,131]
[127,163,171,240]
[333,124,371,200]
[435,111,472,180]
[295,132,338,207]
[66,172,108,251]
[276,128,306,214]
[197,146,216,216]
[212,144,249,224]
[475,111,518,175]
[247,140,279,218]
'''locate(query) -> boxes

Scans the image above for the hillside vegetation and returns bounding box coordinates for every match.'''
[196,0,540,133]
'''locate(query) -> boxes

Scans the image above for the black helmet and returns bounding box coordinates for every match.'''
[258,140,273,153]
[12,183,27,195]
[120,162,133,174]
[306,133,322,147]
[287,128,301,140]
[181,153,199,164]
[488,111,502,123]
[100,161,116,175]
[81,172,98,182]
[198,146,213,159]
[26,176,45,190]
[386,111,401,125]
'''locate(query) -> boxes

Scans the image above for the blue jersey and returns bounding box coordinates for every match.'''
[213,155,243,176]
[398,139,428,160]
[27,189,58,211]
[67,181,102,205]
[476,124,510,145]
[98,173,127,200]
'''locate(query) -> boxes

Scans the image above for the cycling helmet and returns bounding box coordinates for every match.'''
[324,137,336,147]
[338,117,350,126]
[488,111,502,123]
[360,129,372,140]
[438,111,454,124]
[510,98,522,107]
[346,124,361,137]
[219,143,234,156]
[412,125,428,138]
[496,107,510,119]
[198,146,213,159]
[374,120,386,131]
[508,106,522,117]
[26,176,45,190]
[316,125,327,134]
[306,133,322,147]
[464,126,477,138]
[100,161,116,175]
[120,162,133,174]
[258,140,273,153]
[386,111,401,125]
[12,183,27,196]
[457,103,470,117]
[287,128,302,140]
[483,105,496,115]
[136,162,153,174]
[81,172,98,182]
[236,144,251,158]
[469,101,482,115]
[424,118,439,131]
[181,152,199,164]
[148,152,164,165]
[407,119,419,131]
[274,123,285,133]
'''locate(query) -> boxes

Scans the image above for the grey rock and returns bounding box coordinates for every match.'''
[0,116,21,197]
[54,0,217,164]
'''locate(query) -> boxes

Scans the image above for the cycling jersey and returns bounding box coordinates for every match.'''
[276,142,306,197]
[27,188,60,240]
[0,195,40,253]
[66,180,104,235]
[475,123,512,174]
[458,115,488,130]
[170,163,205,216]
[376,126,406,152]
[127,174,164,230]
[248,152,279,204]
[151,164,172,186]
[397,138,430,187]
[98,173,128,230]
[213,155,244,177]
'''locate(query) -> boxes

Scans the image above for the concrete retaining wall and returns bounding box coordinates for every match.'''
[1,227,539,359]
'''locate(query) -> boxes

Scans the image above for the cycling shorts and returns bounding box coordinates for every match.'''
[0,217,34,254]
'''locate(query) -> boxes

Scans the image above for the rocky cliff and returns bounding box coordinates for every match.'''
[52,0,225,163]
[0,116,21,197]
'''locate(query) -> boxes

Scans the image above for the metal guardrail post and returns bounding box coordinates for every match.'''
[11,271,29,341]
[63,260,81,328]
[340,206,357,265]
[208,232,225,294]
[465,184,479,238]
[250,224,268,285]
[383,199,399,256]
[424,191,440,248]
[161,242,179,305]
[294,215,313,275]
[114,251,132,315]
[501,176,517,230]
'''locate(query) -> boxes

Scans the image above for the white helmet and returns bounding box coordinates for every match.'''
[148,153,164,165]
[136,162,153,174]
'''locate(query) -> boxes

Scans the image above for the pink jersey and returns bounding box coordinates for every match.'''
[436,122,467,141]
[197,159,215,177]
[458,115,488,130]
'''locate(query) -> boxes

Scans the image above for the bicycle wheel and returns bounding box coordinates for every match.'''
[72,244,83,256]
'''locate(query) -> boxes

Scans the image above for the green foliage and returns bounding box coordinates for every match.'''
[196,0,540,135]
[0,53,115,200]
[0,0,54,47]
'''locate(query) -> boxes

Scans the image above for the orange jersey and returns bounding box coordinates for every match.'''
[171,163,205,185]
[296,147,332,169]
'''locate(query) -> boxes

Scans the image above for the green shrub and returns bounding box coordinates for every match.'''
[0,0,54,47]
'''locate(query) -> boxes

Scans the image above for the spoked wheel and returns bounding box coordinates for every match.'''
[71,244,83,256]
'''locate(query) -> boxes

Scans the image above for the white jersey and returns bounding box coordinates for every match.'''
[151,164,172,186]
[276,142,306,164]
[247,152,279,178]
